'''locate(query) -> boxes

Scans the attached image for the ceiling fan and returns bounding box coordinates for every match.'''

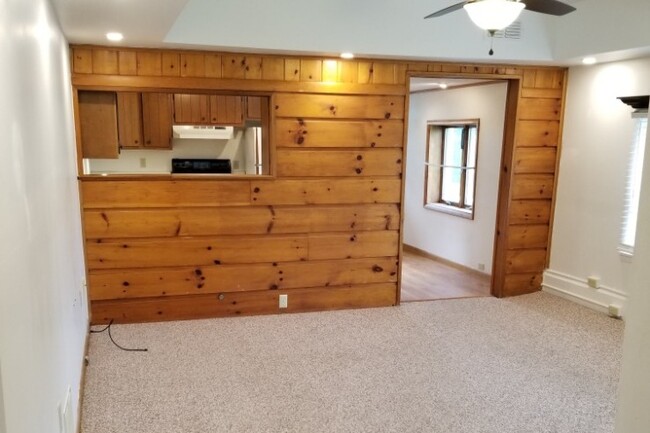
[424,0,577,55]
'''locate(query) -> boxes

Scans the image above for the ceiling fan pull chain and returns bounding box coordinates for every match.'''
[488,30,495,56]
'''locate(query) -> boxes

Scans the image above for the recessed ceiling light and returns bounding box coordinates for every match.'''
[340,52,354,60]
[106,32,123,42]
[439,83,448,89]
[582,57,597,65]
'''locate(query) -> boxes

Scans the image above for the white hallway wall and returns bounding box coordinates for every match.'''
[403,82,508,273]
[0,0,88,432]
[544,57,650,316]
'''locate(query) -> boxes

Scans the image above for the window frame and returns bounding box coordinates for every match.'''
[423,119,480,220]
[618,113,648,257]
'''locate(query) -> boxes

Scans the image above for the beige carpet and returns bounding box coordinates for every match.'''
[81,293,624,433]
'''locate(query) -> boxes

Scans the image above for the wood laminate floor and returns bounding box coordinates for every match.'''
[400,251,491,302]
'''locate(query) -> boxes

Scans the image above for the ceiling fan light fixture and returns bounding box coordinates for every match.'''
[464,0,526,31]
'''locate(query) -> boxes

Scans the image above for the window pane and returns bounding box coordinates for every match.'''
[465,168,475,208]
[441,167,461,204]
[443,127,464,167]
[467,126,478,169]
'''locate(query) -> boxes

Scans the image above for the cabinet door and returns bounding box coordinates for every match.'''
[209,95,244,126]
[116,92,144,149]
[78,91,119,159]
[246,96,262,121]
[142,93,173,149]
[173,94,210,124]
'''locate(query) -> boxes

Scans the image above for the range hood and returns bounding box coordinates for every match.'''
[172,125,234,140]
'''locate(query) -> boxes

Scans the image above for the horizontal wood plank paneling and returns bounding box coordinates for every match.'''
[83,204,400,238]
[73,45,568,319]
[505,249,547,274]
[502,273,543,297]
[308,231,399,260]
[507,225,549,250]
[250,178,402,205]
[520,88,563,99]
[513,147,557,174]
[91,283,397,324]
[518,98,561,121]
[274,119,403,148]
[508,200,552,225]
[89,257,399,300]
[511,174,555,199]
[274,94,405,120]
[87,235,309,269]
[516,120,560,147]
[82,180,251,208]
[276,149,403,177]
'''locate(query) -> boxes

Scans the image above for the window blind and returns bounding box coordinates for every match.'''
[619,114,648,256]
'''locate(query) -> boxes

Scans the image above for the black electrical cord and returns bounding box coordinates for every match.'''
[90,319,148,352]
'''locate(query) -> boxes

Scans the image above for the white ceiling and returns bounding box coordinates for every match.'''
[50,0,650,65]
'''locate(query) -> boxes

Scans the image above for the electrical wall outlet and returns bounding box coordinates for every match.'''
[139,158,147,168]
[478,263,485,271]
[587,276,600,289]
[279,294,288,309]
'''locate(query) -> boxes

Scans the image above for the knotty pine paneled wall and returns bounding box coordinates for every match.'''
[72,46,567,323]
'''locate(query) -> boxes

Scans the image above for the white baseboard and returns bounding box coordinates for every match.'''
[542,269,628,318]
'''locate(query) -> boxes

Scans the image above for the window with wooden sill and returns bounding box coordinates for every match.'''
[424,120,479,220]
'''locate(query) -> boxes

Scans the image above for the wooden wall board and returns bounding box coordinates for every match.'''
[511,174,555,200]
[89,257,399,301]
[275,149,403,177]
[274,94,405,120]
[86,235,309,269]
[82,180,252,208]
[71,45,568,322]
[506,225,549,250]
[515,120,560,147]
[91,283,398,324]
[249,178,402,205]
[83,204,401,239]
[274,119,403,148]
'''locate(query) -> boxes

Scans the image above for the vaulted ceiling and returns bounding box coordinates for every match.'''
[52,0,650,65]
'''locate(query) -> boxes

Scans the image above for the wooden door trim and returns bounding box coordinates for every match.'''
[402,73,520,298]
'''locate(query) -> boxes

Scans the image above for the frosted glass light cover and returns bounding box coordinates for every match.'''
[464,0,525,31]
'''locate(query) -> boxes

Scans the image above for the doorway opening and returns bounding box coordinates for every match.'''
[400,76,511,302]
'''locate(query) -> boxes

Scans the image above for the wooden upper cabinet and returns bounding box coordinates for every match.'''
[172,93,244,126]
[142,93,174,149]
[116,93,144,149]
[78,90,119,159]
[209,95,244,125]
[246,96,262,121]
[173,94,210,124]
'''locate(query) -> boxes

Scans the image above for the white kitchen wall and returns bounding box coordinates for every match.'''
[88,130,249,174]
[0,1,88,433]
[543,57,650,316]
[403,81,508,274]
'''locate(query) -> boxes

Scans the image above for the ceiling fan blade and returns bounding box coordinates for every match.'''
[523,0,576,16]
[424,1,470,19]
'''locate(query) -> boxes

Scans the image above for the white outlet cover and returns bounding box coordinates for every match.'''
[279,294,288,308]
